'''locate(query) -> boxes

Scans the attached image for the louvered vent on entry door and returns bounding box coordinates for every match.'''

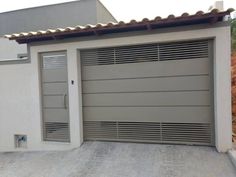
[44,122,70,142]
[43,54,67,69]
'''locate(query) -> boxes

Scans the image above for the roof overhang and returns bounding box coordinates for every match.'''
[5,8,234,44]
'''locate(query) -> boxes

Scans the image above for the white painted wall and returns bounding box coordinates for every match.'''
[0,24,232,152]
[0,38,27,61]
[0,53,80,151]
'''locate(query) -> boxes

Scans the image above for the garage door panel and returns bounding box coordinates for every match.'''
[82,75,210,93]
[83,107,212,123]
[83,91,210,106]
[82,58,209,80]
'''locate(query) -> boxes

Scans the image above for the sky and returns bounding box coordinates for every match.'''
[0,0,235,22]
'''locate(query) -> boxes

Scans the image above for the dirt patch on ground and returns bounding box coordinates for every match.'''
[231,52,236,142]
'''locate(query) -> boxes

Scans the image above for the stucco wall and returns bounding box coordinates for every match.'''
[0,24,232,152]
[0,63,32,151]
[0,38,27,61]
[0,47,81,151]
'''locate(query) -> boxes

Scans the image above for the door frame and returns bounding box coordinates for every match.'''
[38,50,71,142]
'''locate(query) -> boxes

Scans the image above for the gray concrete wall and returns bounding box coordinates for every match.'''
[0,0,116,61]
[0,0,97,35]
[96,0,117,23]
[0,0,117,36]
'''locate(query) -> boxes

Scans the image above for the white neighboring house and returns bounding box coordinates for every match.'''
[208,1,224,11]
[1,8,234,153]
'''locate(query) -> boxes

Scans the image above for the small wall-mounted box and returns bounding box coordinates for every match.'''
[14,135,27,148]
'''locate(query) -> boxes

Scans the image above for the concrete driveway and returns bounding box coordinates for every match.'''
[0,141,235,177]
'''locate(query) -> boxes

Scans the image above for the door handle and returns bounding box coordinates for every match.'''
[63,94,67,109]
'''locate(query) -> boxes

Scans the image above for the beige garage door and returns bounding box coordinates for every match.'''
[81,39,214,146]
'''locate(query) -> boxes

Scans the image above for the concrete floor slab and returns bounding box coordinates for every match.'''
[0,141,235,177]
[229,150,236,169]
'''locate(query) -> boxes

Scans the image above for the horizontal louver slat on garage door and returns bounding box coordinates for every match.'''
[81,40,208,66]
[81,39,213,146]
[159,40,208,60]
[84,121,213,145]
